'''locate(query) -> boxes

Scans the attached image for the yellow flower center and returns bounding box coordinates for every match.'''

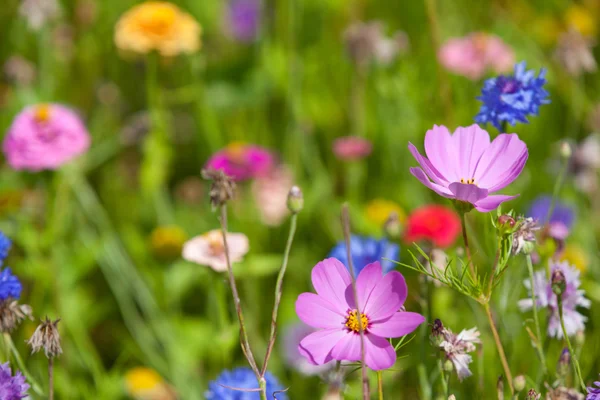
[34,104,52,123]
[345,310,369,333]
[136,4,177,37]
[203,231,225,256]
[460,178,476,185]
[225,141,248,163]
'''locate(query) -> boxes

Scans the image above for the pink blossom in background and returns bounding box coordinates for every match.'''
[252,166,293,226]
[3,104,91,171]
[409,124,527,212]
[204,142,275,181]
[182,229,249,272]
[438,33,515,80]
[333,136,372,161]
[295,258,424,370]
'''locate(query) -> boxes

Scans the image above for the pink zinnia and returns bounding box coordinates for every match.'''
[3,104,90,171]
[295,258,425,370]
[438,33,514,80]
[333,136,372,161]
[204,142,275,181]
[409,124,527,213]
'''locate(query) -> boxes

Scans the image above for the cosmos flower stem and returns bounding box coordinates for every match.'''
[377,370,384,400]
[486,239,502,295]
[483,303,514,394]
[262,213,299,376]
[217,205,262,388]
[341,204,370,400]
[557,297,587,393]
[3,334,44,396]
[424,0,453,123]
[460,212,477,280]
[526,255,548,376]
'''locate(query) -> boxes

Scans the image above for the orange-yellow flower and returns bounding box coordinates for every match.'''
[124,367,175,400]
[115,2,201,57]
[365,199,406,226]
[559,244,589,274]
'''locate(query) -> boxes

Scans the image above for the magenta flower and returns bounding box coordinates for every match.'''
[408,124,528,212]
[295,258,425,370]
[3,104,90,171]
[204,142,275,181]
[333,136,372,161]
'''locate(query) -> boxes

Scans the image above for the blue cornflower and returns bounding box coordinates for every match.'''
[0,363,29,399]
[475,61,550,129]
[588,375,600,400]
[0,269,22,301]
[328,235,399,276]
[0,232,11,265]
[205,367,286,400]
[527,196,575,229]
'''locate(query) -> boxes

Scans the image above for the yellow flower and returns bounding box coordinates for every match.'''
[565,4,597,37]
[150,226,187,261]
[115,2,201,57]
[560,244,589,274]
[125,367,163,396]
[365,199,405,226]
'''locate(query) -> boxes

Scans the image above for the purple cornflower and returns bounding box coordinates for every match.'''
[527,196,575,240]
[409,124,528,212]
[519,260,590,338]
[475,61,550,129]
[327,235,399,276]
[226,0,261,43]
[295,259,424,370]
[205,367,286,400]
[588,375,600,400]
[0,363,29,399]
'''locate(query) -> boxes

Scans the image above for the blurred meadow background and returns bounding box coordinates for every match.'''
[1,0,600,398]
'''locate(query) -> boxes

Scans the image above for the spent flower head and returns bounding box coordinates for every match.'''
[475,61,550,130]
[511,216,540,255]
[409,124,528,212]
[28,317,62,358]
[0,301,32,333]
[202,169,236,209]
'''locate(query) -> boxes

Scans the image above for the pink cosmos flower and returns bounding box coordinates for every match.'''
[408,124,528,213]
[182,229,249,272]
[438,33,515,80]
[295,258,425,370]
[204,142,275,181]
[3,104,91,171]
[333,136,372,161]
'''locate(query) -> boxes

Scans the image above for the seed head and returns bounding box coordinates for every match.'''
[202,169,236,210]
[286,186,304,214]
[0,300,32,332]
[27,317,62,358]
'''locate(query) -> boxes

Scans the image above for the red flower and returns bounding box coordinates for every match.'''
[404,205,461,248]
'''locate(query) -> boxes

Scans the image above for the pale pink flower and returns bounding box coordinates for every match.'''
[3,104,90,171]
[333,136,372,161]
[438,33,514,80]
[182,230,249,272]
[252,166,293,226]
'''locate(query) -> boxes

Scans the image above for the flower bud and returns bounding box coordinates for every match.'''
[551,269,566,297]
[287,186,304,214]
[383,211,402,240]
[513,375,526,392]
[498,214,515,228]
[430,319,445,346]
[526,389,540,400]
[557,348,570,377]
[448,395,456,400]
[443,359,454,372]
[560,141,572,159]
[497,375,504,398]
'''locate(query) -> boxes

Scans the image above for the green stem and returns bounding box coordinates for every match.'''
[526,255,548,376]
[460,212,477,282]
[438,359,448,396]
[261,213,298,375]
[546,149,569,224]
[4,334,45,396]
[483,303,514,394]
[377,370,384,400]
[557,297,587,393]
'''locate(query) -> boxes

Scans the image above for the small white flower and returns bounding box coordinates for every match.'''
[439,326,481,381]
[182,230,249,272]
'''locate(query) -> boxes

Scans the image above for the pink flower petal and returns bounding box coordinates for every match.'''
[452,125,490,179]
[350,262,383,310]
[295,293,345,329]
[311,258,352,313]
[330,331,362,362]
[473,194,518,212]
[298,329,346,365]
[409,167,453,198]
[364,333,397,370]
[408,143,450,185]
[362,270,407,321]
[424,125,459,182]
[448,182,488,204]
[368,311,425,338]
[473,133,528,191]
